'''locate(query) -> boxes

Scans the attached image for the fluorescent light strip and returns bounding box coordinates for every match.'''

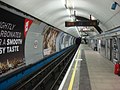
[61,0,65,5]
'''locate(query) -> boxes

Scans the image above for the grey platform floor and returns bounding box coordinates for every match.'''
[60,44,120,90]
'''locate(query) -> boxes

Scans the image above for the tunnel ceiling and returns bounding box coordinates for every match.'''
[1,0,120,37]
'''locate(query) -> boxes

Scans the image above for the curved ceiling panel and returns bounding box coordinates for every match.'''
[1,0,120,37]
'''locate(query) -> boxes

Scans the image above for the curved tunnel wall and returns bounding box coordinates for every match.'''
[0,7,76,75]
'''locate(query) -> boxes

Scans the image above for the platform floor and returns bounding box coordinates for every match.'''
[59,44,120,90]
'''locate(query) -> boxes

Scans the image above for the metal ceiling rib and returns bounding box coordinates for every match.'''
[1,0,120,37]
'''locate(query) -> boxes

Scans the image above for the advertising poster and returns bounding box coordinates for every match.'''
[43,27,59,56]
[69,36,72,46]
[64,35,70,47]
[59,32,65,50]
[0,8,32,75]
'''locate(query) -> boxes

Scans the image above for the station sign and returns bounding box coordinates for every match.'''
[65,20,98,27]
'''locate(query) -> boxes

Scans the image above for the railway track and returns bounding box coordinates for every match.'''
[9,46,77,90]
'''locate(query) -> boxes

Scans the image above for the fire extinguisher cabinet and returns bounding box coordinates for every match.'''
[114,63,120,75]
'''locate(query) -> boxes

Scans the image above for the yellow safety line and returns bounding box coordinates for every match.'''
[68,49,80,90]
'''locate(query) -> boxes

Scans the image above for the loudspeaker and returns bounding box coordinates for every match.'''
[111,2,117,10]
